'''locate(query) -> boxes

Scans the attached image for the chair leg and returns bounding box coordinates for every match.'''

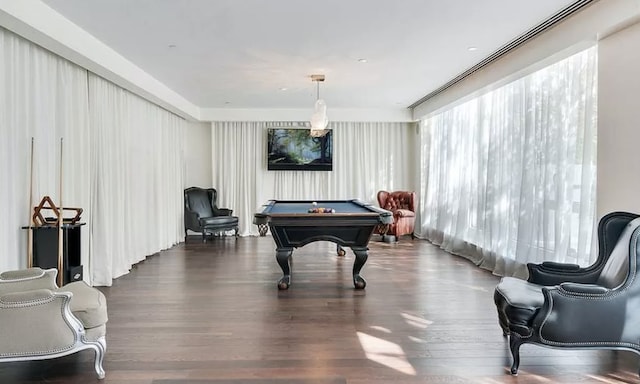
[508,333,523,375]
[92,337,107,379]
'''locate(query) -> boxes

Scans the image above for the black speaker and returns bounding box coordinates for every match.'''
[68,265,84,282]
[29,224,85,285]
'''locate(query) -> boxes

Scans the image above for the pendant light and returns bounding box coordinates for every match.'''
[309,74,329,137]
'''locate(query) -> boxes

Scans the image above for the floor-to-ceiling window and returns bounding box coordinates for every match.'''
[418,46,598,278]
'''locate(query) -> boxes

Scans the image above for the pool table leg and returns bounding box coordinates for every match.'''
[276,248,293,290]
[351,247,368,289]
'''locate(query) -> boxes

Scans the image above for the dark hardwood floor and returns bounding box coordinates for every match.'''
[1,236,639,383]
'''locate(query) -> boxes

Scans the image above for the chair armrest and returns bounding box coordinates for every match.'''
[394,209,415,218]
[539,261,581,271]
[536,285,626,344]
[558,282,610,295]
[185,209,200,222]
[527,262,599,286]
[184,208,202,232]
[216,208,233,216]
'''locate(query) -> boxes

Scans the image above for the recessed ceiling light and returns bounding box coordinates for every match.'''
[358,58,368,63]
[467,46,478,51]
[279,87,288,91]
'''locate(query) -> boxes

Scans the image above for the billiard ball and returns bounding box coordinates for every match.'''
[312,201,318,206]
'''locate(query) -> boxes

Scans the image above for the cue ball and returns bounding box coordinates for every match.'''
[312,201,317,206]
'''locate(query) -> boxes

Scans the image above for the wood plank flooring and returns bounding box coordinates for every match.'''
[1,236,639,383]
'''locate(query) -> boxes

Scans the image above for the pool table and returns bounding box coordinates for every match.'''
[253,199,393,290]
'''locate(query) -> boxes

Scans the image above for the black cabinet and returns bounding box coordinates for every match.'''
[27,224,84,285]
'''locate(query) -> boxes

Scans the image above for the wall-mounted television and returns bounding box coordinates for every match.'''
[267,128,333,171]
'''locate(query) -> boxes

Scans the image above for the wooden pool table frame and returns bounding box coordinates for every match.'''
[254,199,393,290]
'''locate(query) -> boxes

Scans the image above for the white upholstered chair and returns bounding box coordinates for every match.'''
[0,267,108,379]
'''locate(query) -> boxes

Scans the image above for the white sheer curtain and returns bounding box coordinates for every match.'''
[211,121,416,236]
[0,27,91,274]
[1,27,186,285]
[88,74,186,286]
[418,46,598,278]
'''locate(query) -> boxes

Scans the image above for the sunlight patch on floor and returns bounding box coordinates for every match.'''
[357,332,416,375]
[402,312,433,329]
[587,373,639,383]
[408,335,427,343]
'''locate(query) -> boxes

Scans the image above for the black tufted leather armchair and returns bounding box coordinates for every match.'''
[494,211,640,376]
[184,187,239,242]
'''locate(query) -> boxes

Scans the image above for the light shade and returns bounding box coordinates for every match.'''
[310,99,328,137]
[310,74,329,137]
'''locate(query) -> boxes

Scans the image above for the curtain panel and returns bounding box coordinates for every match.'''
[0,27,186,285]
[418,46,598,278]
[88,74,186,285]
[0,27,91,275]
[211,121,417,236]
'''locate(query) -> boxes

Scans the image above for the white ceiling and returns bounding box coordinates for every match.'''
[41,0,576,111]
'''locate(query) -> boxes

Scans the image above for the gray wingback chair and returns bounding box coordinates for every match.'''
[184,187,239,241]
[494,211,640,376]
[0,267,108,379]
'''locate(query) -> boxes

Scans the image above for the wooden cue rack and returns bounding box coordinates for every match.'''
[24,195,85,285]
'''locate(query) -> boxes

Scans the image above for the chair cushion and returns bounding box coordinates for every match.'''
[201,216,239,226]
[494,277,545,330]
[59,281,108,329]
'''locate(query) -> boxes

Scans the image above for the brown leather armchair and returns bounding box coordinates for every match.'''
[376,190,416,240]
[184,187,239,242]
[494,211,640,376]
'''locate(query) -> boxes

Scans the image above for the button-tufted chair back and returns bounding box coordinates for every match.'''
[379,191,415,212]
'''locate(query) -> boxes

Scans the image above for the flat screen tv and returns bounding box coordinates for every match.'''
[267,128,333,171]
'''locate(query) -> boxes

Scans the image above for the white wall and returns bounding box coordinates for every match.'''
[200,108,413,122]
[184,121,212,189]
[0,0,200,120]
[412,0,640,120]
[597,20,640,216]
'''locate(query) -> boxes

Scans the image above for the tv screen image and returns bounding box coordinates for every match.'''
[267,128,333,171]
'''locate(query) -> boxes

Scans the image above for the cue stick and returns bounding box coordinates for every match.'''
[57,138,64,287]
[27,137,34,268]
